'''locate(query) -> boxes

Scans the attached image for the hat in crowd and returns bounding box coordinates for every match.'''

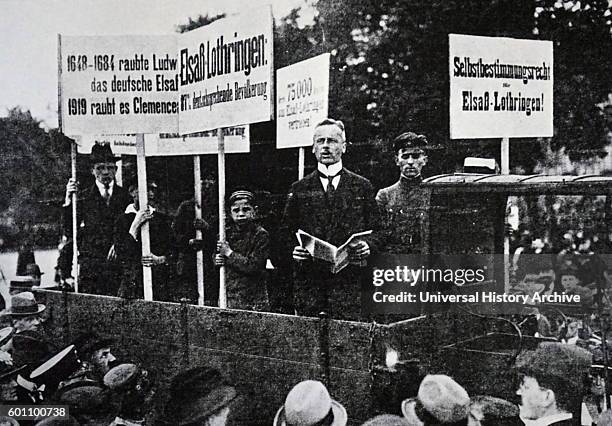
[9,276,37,293]
[4,292,45,316]
[0,327,14,348]
[274,380,347,426]
[514,342,592,388]
[71,331,114,359]
[56,380,108,415]
[0,416,19,426]
[401,375,470,424]
[29,345,80,389]
[468,396,519,426]
[103,363,140,391]
[34,416,79,426]
[90,143,116,165]
[26,264,44,278]
[361,414,410,426]
[229,190,255,205]
[163,367,237,425]
[392,132,428,153]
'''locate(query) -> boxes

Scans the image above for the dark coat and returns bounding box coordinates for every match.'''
[223,222,270,310]
[113,209,176,301]
[172,199,218,304]
[281,168,380,320]
[63,182,131,295]
[375,176,431,254]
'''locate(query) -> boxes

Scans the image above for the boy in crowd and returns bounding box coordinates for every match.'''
[214,190,270,311]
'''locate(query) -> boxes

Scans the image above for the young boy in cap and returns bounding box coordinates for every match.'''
[214,190,270,311]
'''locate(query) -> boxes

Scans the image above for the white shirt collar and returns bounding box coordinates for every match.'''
[317,161,343,191]
[125,204,155,214]
[317,160,343,177]
[521,412,572,426]
[95,179,114,197]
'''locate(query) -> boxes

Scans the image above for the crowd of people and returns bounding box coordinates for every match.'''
[0,288,602,425]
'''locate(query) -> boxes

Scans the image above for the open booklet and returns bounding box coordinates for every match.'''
[296,229,373,274]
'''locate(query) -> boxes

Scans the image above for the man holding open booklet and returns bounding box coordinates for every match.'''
[281,119,380,320]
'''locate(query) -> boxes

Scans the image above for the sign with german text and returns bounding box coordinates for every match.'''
[59,35,179,135]
[75,126,250,156]
[178,6,274,134]
[449,34,553,139]
[276,53,330,149]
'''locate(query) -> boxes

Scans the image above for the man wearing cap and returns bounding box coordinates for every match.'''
[158,366,236,426]
[401,374,471,425]
[4,292,56,368]
[514,342,592,425]
[281,118,380,320]
[376,132,431,254]
[59,332,117,389]
[114,179,176,301]
[63,143,131,295]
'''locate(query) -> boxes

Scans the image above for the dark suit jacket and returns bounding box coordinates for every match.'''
[281,168,380,320]
[63,182,131,260]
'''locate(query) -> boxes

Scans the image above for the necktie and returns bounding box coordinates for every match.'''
[103,184,111,206]
[318,171,341,194]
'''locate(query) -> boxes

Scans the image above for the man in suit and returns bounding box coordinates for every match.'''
[281,118,379,320]
[63,143,131,295]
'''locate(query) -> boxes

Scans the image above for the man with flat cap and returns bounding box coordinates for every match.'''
[514,342,592,425]
[63,143,131,295]
[376,132,431,254]
[281,118,380,320]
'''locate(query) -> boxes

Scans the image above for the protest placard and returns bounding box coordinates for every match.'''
[276,53,330,149]
[449,34,553,139]
[74,126,250,156]
[178,6,274,134]
[59,35,179,135]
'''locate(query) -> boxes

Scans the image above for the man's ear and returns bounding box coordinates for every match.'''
[423,155,428,166]
[342,141,347,153]
[542,388,556,409]
[395,155,401,167]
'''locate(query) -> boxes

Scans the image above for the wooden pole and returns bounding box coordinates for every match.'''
[217,128,227,309]
[194,155,205,306]
[71,141,79,293]
[136,134,153,301]
[502,137,510,292]
[298,147,305,180]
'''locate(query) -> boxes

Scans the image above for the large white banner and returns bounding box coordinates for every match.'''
[276,53,330,149]
[449,34,553,139]
[75,126,250,156]
[59,35,179,135]
[178,6,274,134]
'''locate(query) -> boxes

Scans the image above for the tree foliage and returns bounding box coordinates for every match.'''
[0,108,71,247]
